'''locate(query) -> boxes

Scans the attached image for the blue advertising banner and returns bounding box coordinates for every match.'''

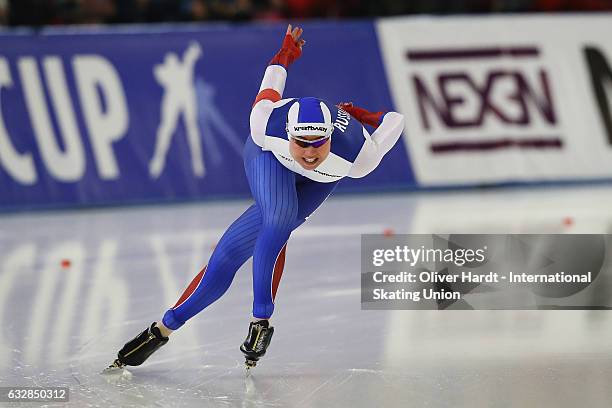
[0,21,415,211]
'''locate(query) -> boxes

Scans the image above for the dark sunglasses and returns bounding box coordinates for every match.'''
[290,136,330,148]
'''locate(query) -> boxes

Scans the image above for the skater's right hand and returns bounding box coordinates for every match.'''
[270,24,305,68]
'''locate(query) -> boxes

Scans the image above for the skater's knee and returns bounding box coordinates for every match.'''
[209,243,238,268]
[209,237,254,273]
[262,213,295,233]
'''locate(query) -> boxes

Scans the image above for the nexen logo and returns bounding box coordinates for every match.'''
[407,46,562,154]
[294,125,328,132]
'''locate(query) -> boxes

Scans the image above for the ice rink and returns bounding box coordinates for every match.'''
[1,185,612,407]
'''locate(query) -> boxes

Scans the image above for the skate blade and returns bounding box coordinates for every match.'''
[101,359,125,374]
[245,359,257,369]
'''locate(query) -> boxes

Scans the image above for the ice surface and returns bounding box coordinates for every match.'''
[1,186,611,407]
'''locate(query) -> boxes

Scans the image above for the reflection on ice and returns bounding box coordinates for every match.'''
[1,186,611,407]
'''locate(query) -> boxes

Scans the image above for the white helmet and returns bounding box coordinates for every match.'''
[286,97,334,140]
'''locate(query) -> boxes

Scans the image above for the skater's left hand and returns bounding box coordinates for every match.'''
[337,102,384,128]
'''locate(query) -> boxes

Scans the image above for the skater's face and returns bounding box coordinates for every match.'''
[289,135,331,170]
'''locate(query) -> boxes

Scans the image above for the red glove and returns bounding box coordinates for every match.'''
[337,102,385,128]
[270,31,303,68]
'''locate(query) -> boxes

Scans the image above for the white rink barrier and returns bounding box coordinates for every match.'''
[377,14,612,186]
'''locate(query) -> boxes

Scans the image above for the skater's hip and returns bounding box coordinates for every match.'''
[243,135,264,165]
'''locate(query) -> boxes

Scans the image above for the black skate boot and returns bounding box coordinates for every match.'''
[104,323,169,372]
[240,320,274,369]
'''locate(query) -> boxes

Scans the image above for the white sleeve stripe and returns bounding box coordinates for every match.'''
[371,112,405,154]
[259,65,287,94]
[348,112,405,178]
[249,102,272,147]
[250,98,295,148]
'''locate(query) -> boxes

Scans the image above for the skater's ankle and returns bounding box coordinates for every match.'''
[251,317,270,324]
[155,321,173,337]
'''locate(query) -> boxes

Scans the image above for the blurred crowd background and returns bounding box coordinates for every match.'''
[1,0,612,27]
